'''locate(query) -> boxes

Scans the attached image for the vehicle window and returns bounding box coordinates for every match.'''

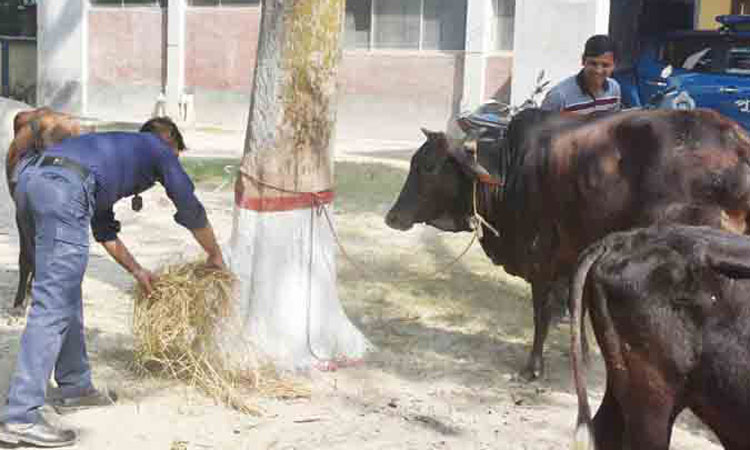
[660,39,714,72]
[726,43,750,75]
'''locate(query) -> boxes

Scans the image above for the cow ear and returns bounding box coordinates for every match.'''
[421,127,440,141]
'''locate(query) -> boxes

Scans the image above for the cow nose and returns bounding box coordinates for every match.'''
[385,210,413,231]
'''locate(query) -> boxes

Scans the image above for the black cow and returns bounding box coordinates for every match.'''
[386,108,750,379]
[570,225,750,450]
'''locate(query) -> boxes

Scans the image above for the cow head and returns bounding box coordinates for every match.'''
[385,128,494,232]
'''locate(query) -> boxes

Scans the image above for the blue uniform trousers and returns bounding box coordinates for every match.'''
[3,160,96,424]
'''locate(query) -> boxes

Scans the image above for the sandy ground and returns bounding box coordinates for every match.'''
[0,161,724,450]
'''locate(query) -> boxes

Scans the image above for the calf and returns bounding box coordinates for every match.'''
[570,225,750,450]
[7,107,82,310]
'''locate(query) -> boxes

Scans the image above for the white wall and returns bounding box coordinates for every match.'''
[0,97,32,232]
[37,0,87,114]
[511,0,609,105]
[462,0,494,112]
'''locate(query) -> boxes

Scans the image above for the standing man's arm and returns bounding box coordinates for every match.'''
[158,152,226,270]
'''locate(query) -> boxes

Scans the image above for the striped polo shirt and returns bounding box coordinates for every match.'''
[541,70,621,115]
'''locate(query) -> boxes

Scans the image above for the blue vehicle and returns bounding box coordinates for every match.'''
[615,14,750,130]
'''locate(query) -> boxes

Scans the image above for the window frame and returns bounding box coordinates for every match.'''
[346,0,468,52]
[733,0,750,15]
[90,0,259,6]
[491,0,515,52]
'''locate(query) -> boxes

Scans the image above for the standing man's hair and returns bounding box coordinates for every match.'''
[140,116,186,151]
[583,35,617,60]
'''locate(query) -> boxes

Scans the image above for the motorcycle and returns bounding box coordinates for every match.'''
[642,65,696,111]
[446,70,550,145]
[446,66,695,150]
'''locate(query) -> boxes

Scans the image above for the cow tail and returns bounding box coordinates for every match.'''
[570,242,607,450]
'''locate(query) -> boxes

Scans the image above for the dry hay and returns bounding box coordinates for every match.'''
[133,261,309,415]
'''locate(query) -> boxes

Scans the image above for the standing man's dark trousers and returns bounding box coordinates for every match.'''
[1,159,95,446]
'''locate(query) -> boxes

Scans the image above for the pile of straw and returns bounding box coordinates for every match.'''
[133,261,307,415]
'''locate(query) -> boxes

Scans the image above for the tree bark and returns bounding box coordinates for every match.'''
[227,0,371,370]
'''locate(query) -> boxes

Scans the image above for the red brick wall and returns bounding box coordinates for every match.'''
[185,7,260,91]
[339,51,460,101]
[88,8,164,85]
[484,54,513,102]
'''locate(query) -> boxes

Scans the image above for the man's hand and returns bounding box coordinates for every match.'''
[133,267,157,295]
[206,252,226,271]
[190,225,226,271]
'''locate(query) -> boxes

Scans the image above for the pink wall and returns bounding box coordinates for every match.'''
[340,51,461,101]
[85,7,514,138]
[185,7,260,91]
[89,8,164,85]
[485,54,513,102]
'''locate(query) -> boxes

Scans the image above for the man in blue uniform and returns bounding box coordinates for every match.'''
[0,117,225,447]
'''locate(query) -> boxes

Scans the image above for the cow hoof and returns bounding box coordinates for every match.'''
[8,306,26,318]
[519,364,543,381]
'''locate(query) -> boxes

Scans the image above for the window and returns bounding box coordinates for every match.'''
[492,0,514,51]
[0,1,36,36]
[423,0,467,51]
[733,0,750,15]
[373,0,420,49]
[344,0,467,51]
[91,0,162,5]
[92,0,257,5]
[188,0,259,5]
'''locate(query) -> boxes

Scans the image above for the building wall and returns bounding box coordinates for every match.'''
[37,0,86,114]
[337,51,464,141]
[697,0,731,29]
[87,7,164,121]
[82,5,511,142]
[485,54,513,102]
[511,0,609,105]
[183,7,259,129]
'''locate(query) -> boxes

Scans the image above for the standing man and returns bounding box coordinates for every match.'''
[541,34,621,115]
[0,117,225,447]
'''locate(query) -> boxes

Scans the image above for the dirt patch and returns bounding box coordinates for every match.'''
[0,161,720,449]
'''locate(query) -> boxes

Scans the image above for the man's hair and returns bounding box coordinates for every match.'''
[583,34,617,60]
[140,116,186,151]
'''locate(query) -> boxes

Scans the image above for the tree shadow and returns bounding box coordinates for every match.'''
[335,220,719,445]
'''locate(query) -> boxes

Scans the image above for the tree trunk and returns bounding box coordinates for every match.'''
[227,0,371,371]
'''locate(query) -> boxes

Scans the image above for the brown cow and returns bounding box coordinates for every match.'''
[7,107,83,311]
[386,108,750,379]
[570,225,750,450]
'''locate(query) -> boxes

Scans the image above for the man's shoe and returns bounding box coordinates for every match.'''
[50,387,117,414]
[0,417,77,447]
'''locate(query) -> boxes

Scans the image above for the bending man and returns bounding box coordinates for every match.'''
[0,117,224,447]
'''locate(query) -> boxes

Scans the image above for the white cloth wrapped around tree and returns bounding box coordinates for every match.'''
[226,200,373,371]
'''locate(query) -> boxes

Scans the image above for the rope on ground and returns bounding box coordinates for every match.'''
[240,169,484,283]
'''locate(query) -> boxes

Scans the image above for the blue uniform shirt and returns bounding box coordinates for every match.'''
[42,132,208,242]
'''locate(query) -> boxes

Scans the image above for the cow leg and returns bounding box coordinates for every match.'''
[592,383,625,450]
[12,203,35,312]
[623,402,675,450]
[521,281,552,380]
